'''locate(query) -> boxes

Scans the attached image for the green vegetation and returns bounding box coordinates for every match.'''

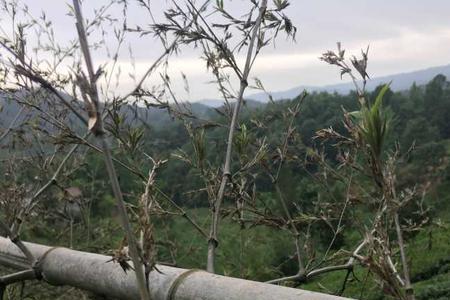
[3,74,449,299]
[1,1,447,299]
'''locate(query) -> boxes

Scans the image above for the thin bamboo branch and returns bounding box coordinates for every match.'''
[119,0,207,103]
[394,212,414,299]
[267,239,367,285]
[20,105,207,242]
[0,105,25,143]
[11,141,82,237]
[313,175,353,270]
[0,220,34,265]
[207,0,268,274]
[386,253,405,286]
[274,183,305,274]
[72,1,150,299]
[0,39,88,126]
[269,97,306,275]
[153,187,208,239]
[0,269,36,285]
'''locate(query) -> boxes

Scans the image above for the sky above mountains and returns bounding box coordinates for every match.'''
[5,0,450,101]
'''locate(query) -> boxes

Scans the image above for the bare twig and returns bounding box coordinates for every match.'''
[267,239,367,285]
[394,212,414,299]
[0,105,26,143]
[0,220,34,265]
[0,269,36,285]
[207,0,268,274]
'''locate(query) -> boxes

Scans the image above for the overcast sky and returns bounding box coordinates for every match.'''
[5,0,450,101]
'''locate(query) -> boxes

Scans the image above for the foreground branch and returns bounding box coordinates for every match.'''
[72,1,150,299]
[267,240,367,286]
[208,0,268,274]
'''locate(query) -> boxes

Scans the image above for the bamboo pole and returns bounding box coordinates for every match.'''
[0,237,352,300]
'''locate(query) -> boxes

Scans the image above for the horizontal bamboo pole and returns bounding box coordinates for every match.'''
[0,237,351,300]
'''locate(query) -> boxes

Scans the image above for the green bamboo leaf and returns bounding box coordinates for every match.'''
[371,82,391,114]
[216,0,224,10]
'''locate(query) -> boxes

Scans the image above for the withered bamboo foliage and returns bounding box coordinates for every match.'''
[71,0,150,298]
[0,1,434,300]
[0,0,179,298]
[206,0,269,274]
[152,0,296,273]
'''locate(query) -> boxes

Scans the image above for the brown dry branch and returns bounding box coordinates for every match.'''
[138,158,166,277]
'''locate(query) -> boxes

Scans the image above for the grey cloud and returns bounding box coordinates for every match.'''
[12,0,450,100]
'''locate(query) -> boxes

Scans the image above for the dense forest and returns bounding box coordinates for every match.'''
[2,74,450,299]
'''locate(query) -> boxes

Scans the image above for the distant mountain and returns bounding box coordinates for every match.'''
[207,64,450,104]
[3,63,449,129]
[195,98,266,109]
[0,91,84,130]
[0,90,217,135]
[195,99,225,108]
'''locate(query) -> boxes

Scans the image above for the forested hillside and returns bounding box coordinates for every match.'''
[2,74,449,299]
[145,75,450,208]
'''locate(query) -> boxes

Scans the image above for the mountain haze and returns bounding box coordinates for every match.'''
[196,64,450,105]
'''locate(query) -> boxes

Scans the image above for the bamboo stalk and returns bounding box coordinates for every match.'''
[71,1,150,299]
[0,237,351,300]
[207,0,268,274]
